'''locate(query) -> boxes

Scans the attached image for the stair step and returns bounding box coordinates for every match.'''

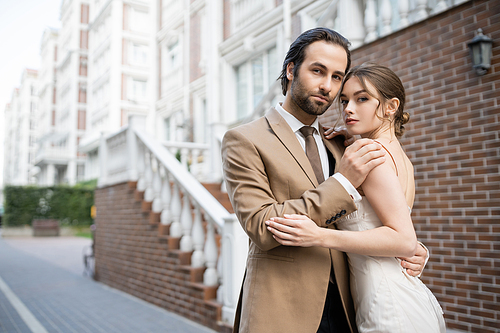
[201,183,234,214]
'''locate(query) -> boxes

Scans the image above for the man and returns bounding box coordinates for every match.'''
[222,28,426,333]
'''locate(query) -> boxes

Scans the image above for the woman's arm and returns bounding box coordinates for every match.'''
[266,160,418,258]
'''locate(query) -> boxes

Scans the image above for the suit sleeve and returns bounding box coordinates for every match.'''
[222,128,357,251]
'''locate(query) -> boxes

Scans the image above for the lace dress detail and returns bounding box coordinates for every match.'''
[336,199,446,333]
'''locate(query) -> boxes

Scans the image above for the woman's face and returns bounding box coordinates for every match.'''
[339,77,385,138]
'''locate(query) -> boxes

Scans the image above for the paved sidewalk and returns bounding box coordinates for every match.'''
[0,234,217,333]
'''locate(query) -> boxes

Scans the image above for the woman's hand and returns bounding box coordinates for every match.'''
[265,214,324,247]
[398,242,429,277]
[323,126,355,146]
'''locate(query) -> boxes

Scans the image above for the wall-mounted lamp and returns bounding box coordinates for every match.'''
[467,29,493,76]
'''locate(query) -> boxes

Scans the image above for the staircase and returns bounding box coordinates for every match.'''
[202,183,234,214]
[95,181,233,333]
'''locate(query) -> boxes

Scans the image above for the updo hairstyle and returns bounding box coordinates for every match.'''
[340,62,409,138]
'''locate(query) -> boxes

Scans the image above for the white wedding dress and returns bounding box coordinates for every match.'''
[336,198,446,333]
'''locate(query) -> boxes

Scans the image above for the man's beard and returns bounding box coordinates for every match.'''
[290,73,333,116]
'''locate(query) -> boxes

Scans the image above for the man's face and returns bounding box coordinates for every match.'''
[287,41,348,121]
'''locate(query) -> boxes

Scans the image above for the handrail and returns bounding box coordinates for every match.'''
[134,129,231,227]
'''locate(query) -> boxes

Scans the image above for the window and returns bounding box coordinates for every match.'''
[235,47,279,120]
[193,98,208,143]
[129,78,147,102]
[131,43,148,65]
[131,8,149,34]
[164,117,171,141]
[236,64,248,119]
[167,41,180,70]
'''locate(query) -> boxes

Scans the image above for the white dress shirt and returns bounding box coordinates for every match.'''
[276,103,361,202]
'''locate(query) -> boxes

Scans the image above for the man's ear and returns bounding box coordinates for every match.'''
[385,97,400,117]
[286,63,295,80]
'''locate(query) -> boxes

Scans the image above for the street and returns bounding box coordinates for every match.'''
[0,234,216,333]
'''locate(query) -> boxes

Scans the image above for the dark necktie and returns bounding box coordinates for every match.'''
[299,126,325,184]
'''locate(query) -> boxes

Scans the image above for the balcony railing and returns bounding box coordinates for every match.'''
[34,143,72,166]
[230,0,276,33]
[98,118,248,325]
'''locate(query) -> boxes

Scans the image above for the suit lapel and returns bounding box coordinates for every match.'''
[265,108,319,187]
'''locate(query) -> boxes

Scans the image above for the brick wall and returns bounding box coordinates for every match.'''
[94,182,230,332]
[320,1,499,332]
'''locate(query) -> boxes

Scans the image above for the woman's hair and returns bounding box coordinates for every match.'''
[278,27,351,96]
[340,62,409,138]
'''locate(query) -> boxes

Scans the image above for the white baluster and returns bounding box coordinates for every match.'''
[152,158,162,213]
[364,0,377,43]
[143,151,154,202]
[204,221,219,286]
[169,182,182,237]
[126,127,138,182]
[191,148,200,178]
[160,169,171,225]
[398,0,410,28]
[181,148,189,170]
[179,191,193,251]
[217,243,224,303]
[414,0,429,22]
[136,143,146,192]
[432,0,448,14]
[380,0,392,36]
[191,206,205,267]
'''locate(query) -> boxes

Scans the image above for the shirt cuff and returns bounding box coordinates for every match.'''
[332,173,362,203]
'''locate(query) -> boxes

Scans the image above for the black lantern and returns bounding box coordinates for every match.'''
[467,29,493,76]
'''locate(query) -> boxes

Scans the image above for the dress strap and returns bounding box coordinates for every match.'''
[374,140,398,176]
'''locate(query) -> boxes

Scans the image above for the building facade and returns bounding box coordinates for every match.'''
[2,0,498,331]
[34,28,60,185]
[3,70,39,186]
[52,0,90,185]
[80,0,154,181]
[94,1,499,332]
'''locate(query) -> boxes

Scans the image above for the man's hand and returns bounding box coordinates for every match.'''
[337,139,386,188]
[323,126,355,146]
[398,243,428,277]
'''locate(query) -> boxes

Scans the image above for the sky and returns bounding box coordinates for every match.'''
[0,0,62,188]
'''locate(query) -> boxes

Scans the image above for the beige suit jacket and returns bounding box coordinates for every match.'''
[222,108,359,333]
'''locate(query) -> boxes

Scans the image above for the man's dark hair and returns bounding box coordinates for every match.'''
[278,27,351,96]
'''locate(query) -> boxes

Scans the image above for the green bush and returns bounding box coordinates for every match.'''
[3,185,94,227]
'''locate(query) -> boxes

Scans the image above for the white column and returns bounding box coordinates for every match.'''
[380,0,393,36]
[337,0,365,49]
[203,220,219,286]
[191,205,205,267]
[98,133,108,187]
[169,182,183,237]
[143,151,154,202]
[432,0,448,14]
[67,160,77,185]
[47,163,55,186]
[160,169,172,225]
[398,0,410,29]
[136,142,146,192]
[221,214,248,324]
[127,127,138,182]
[414,0,429,22]
[179,191,193,251]
[364,0,378,43]
[152,158,163,213]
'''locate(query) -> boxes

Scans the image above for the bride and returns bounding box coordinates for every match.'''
[266,63,446,332]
